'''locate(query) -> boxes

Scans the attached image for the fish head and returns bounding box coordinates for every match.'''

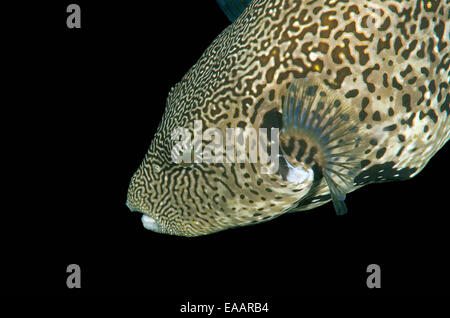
[126,96,234,236]
[126,133,187,235]
[125,124,317,237]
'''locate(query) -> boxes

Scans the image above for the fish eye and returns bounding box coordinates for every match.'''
[153,165,161,173]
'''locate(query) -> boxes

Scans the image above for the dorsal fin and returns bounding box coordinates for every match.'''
[216,0,253,22]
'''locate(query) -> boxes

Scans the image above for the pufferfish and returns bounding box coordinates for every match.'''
[126,0,449,236]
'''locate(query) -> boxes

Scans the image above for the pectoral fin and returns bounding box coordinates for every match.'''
[280,79,367,215]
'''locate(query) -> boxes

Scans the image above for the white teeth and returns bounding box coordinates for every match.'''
[141,215,160,232]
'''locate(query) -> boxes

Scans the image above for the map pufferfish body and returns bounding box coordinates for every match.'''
[127,0,449,236]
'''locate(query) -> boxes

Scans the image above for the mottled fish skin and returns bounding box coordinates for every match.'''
[127,0,449,236]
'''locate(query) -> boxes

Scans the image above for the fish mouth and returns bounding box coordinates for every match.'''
[126,200,161,233]
[141,214,161,232]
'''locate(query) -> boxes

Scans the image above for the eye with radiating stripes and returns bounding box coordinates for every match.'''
[153,165,161,174]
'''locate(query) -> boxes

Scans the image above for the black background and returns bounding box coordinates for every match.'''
[11,1,448,315]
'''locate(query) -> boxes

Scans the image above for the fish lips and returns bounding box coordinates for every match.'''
[140,214,161,232]
[126,200,162,233]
